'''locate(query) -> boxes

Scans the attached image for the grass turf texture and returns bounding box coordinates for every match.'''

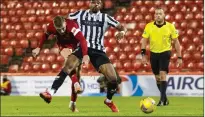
[1,96,203,116]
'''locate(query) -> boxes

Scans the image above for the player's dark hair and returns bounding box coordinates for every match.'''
[53,16,65,29]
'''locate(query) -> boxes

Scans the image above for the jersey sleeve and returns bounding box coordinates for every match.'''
[170,24,179,39]
[68,10,81,20]
[38,23,56,48]
[106,15,120,28]
[68,21,88,56]
[142,24,150,39]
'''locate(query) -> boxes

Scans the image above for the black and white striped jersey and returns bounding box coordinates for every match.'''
[68,9,120,51]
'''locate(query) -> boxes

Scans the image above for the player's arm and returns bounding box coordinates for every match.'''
[171,24,182,67]
[68,10,81,20]
[32,23,55,57]
[106,15,127,40]
[69,21,89,64]
[141,24,150,64]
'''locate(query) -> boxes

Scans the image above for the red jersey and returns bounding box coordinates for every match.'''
[38,19,88,56]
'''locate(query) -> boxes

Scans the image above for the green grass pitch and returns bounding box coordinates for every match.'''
[1,96,203,116]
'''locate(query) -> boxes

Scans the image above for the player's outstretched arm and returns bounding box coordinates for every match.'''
[115,24,127,40]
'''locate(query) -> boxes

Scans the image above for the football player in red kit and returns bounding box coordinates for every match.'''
[32,16,89,112]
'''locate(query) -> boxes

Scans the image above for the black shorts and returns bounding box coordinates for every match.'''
[72,47,111,71]
[150,51,171,75]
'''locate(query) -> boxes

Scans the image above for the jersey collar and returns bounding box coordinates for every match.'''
[87,9,101,16]
[154,21,166,28]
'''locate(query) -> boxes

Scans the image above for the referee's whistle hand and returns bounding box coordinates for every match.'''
[176,59,182,68]
[141,56,148,65]
[82,55,90,65]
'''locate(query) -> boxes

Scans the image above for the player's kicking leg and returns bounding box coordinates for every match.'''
[69,65,82,112]
[99,63,119,112]
[39,54,82,104]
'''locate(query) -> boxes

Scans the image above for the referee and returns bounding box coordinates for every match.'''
[141,8,182,106]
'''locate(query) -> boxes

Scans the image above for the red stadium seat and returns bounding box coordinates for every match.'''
[1,10,7,16]
[131,1,143,6]
[26,9,36,15]
[40,48,50,55]
[28,15,37,22]
[20,16,28,22]
[9,40,19,47]
[9,64,19,73]
[128,52,136,60]
[14,24,23,30]
[45,15,54,22]
[30,40,38,48]
[193,52,201,62]
[61,8,69,15]
[52,63,62,72]
[129,7,137,14]
[8,9,16,16]
[52,8,60,15]
[23,2,32,8]
[1,30,7,39]
[132,60,142,71]
[4,47,14,56]
[24,23,33,30]
[33,24,41,30]
[37,16,45,23]
[35,54,46,62]
[124,14,133,21]
[56,55,65,63]
[1,39,9,48]
[113,46,121,53]
[108,38,117,45]
[41,63,51,72]
[33,2,41,8]
[32,63,41,72]
[46,54,56,63]
[7,31,16,39]
[0,55,9,64]
[175,13,183,21]
[17,31,26,39]
[145,14,152,22]
[35,32,44,38]
[20,39,29,48]
[76,1,85,7]
[123,60,132,72]
[15,48,24,56]
[23,56,34,63]
[154,0,163,6]
[42,2,51,8]
[124,45,132,52]
[108,53,117,61]
[112,60,123,70]
[197,62,204,72]
[134,14,143,22]
[182,52,191,61]
[133,45,141,54]
[21,63,32,72]
[68,1,76,7]
[105,46,113,53]
[16,8,25,16]
[119,53,127,61]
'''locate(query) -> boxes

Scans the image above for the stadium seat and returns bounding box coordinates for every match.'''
[61,8,69,15]
[26,9,36,15]
[108,53,117,61]
[4,47,13,56]
[128,52,136,60]
[23,56,34,63]
[30,40,38,48]
[113,46,121,53]
[105,46,113,53]
[119,53,127,61]
[123,60,132,72]
[52,63,62,72]
[16,8,25,16]
[7,31,16,39]
[1,10,7,16]
[0,55,9,65]
[41,63,51,72]
[24,23,33,30]
[17,31,26,39]
[9,40,19,47]
[132,60,142,71]
[28,15,37,22]
[35,32,44,38]
[56,55,65,63]
[33,24,41,30]
[21,63,32,72]
[20,16,28,22]
[8,9,16,16]
[1,31,6,39]
[133,45,141,54]
[1,39,9,48]
[134,14,143,22]
[52,8,60,15]
[15,48,24,56]
[32,63,41,72]
[124,45,132,52]
[46,54,56,63]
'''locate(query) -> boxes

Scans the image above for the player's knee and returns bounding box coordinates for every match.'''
[62,66,73,75]
[159,71,167,81]
[107,74,117,83]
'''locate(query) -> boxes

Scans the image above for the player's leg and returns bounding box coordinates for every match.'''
[69,65,82,112]
[89,50,119,112]
[158,51,171,106]
[39,54,81,103]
